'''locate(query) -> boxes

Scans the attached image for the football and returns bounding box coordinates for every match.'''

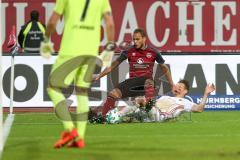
[106,108,121,124]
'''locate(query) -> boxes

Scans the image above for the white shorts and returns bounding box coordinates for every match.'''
[149,105,185,122]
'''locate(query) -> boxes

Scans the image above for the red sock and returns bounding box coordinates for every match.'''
[102,96,117,116]
[145,85,155,102]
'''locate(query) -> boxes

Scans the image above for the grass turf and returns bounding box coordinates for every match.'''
[1,111,240,160]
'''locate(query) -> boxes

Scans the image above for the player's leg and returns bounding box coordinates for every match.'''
[47,88,75,131]
[135,96,147,107]
[47,56,76,130]
[102,77,142,118]
[47,56,77,148]
[148,107,162,122]
[102,88,122,117]
[88,87,122,123]
[102,77,148,117]
[144,79,155,102]
[71,58,96,148]
[66,86,88,148]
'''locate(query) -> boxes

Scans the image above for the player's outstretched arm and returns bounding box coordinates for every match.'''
[94,60,121,81]
[192,83,215,112]
[159,64,174,89]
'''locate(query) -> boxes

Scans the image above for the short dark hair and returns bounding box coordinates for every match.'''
[31,10,39,21]
[178,79,190,91]
[133,28,146,37]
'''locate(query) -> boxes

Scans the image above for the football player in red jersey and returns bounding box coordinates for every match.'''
[93,28,174,120]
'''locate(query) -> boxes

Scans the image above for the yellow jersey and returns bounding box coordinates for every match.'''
[54,0,111,56]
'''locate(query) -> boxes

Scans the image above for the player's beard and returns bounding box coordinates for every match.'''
[135,43,144,50]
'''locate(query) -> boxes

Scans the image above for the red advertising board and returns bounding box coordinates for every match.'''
[2,0,240,53]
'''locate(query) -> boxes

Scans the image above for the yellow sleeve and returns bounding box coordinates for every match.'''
[54,0,67,15]
[102,0,112,15]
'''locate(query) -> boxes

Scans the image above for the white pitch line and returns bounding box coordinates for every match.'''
[3,114,15,145]
[0,114,15,159]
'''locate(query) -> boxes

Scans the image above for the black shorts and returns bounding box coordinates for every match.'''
[116,77,151,98]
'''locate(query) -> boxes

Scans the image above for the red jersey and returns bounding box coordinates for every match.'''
[116,45,165,79]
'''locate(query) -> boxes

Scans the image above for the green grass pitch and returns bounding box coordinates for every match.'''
[2,111,240,160]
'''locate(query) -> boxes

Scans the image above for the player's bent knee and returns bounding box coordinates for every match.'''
[135,96,146,106]
[145,79,154,86]
[109,88,122,99]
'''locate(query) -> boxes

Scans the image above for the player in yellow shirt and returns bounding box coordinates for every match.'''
[40,0,114,149]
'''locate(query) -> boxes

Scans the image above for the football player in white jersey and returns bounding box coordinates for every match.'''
[106,80,215,123]
[150,79,215,121]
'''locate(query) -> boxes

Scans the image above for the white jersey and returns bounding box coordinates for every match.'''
[156,96,195,112]
[152,96,196,121]
[106,96,196,123]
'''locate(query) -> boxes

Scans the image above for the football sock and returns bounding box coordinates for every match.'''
[144,85,155,102]
[102,96,117,117]
[76,94,89,139]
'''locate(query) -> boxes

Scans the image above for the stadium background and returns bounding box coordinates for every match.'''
[1,1,240,160]
[1,0,240,110]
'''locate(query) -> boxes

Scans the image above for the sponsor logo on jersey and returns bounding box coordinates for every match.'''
[146,52,152,58]
[132,52,136,56]
[137,58,144,64]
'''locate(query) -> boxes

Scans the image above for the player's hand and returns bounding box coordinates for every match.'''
[98,42,116,67]
[40,37,54,59]
[205,83,215,94]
